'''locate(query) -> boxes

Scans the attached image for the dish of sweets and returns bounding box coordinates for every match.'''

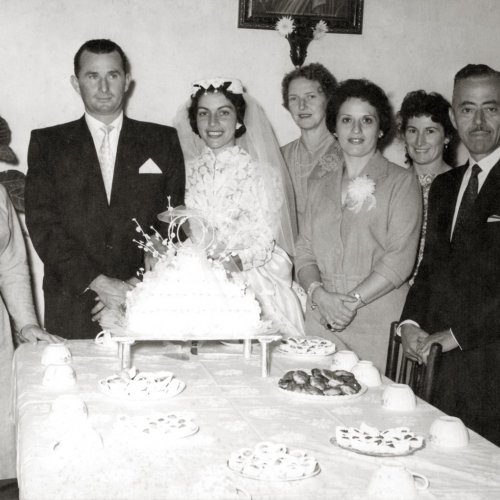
[227,441,320,481]
[276,336,336,356]
[331,423,425,457]
[115,413,199,439]
[278,368,366,400]
[98,367,185,400]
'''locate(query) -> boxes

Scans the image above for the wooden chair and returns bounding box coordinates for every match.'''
[385,321,442,404]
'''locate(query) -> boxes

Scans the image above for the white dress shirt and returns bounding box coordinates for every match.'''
[85,112,123,198]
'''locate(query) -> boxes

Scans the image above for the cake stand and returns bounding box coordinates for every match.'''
[106,325,282,377]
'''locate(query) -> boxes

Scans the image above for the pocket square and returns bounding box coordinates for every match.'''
[487,215,500,222]
[138,159,162,174]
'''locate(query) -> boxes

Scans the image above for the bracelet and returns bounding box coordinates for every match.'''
[351,292,367,306]
[307,281,323,310]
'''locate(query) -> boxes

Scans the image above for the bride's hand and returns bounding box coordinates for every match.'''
[312,288,358,331]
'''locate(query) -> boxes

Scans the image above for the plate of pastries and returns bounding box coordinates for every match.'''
[276,336,336,357]
[278,368,366,400]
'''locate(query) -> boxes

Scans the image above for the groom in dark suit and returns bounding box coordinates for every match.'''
[26,39,185,339]
[400,64,500,445]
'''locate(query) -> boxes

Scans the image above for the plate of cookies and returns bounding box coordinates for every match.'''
[227,441,320,481]
[331,423,425,457]
[98,367,185,400]
[276,336,336,357]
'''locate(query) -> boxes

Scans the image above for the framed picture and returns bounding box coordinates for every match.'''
[238,0,364,34]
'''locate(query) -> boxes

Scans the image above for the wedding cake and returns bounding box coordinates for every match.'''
[124,244,263,339]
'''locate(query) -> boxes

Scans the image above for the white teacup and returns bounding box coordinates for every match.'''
[95,330,117,348]
[331,350,359,371]
[367,462,429,500]
[41,343,72,366]
[429,416,469,449]
[382,383,417,411]
[43,364,77,389]
[351,360,382,387]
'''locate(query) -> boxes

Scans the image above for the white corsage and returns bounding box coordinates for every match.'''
[345,175,376,213]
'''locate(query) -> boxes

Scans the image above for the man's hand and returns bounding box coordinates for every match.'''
[313,288,358,331]
[400,323,429,363]
[89,275,134,311]
[19,324,65,344]
[91,277,139,322]
[417,329,459,363]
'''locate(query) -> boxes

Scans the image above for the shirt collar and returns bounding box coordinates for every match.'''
[466,146,500,177]
[84,112,124,135]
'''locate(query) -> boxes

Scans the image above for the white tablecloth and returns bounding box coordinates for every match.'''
[12,340,500,500]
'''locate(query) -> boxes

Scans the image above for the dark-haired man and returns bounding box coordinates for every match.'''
[26,39,185,339]
[400,64,500,445]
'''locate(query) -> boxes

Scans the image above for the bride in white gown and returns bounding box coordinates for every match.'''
[174,77,305,337]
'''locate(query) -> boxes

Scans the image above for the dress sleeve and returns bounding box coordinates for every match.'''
[0,186,39,331]
[372,171,422,287]
[235,163,275,271]
[294,180,319,275]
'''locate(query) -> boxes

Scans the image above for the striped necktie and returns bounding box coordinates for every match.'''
[452,164,481,247]
[98,125,114,203]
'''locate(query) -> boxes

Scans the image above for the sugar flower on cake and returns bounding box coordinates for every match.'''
[345,175,376,213]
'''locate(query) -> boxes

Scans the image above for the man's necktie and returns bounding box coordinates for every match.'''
[452,164,482,247]
[98,125,114,203]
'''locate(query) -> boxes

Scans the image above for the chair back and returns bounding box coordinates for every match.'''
[385,321,442,403]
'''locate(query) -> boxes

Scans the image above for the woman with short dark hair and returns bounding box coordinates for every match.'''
[295,79,422,370]
[398,90,456,282]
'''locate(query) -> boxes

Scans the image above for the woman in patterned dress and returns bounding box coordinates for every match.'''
[280,63,344,232]
[398,90,457,283]
[174,78,305,337]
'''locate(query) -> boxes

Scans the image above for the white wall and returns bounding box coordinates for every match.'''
[1,0,499,321]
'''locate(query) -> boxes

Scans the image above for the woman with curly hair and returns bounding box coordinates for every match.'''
[398,90,456,282]
[281,63,343,231]
[295,79,422,370]
[174,78,305,338]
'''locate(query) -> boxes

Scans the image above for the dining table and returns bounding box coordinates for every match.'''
[11,339,500,500]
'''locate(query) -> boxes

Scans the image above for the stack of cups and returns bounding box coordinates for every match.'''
[41,344,77,389]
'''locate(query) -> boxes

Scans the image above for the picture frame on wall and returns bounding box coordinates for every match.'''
[238,0,364,34]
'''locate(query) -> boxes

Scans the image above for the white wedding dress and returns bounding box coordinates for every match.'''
[185,146,305,338]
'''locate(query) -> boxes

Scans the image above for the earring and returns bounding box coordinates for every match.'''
[379,131,384,138]
[236,123,242,130]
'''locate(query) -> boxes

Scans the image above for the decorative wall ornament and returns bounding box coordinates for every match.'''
[238,0,363,67]
[238,1,363,33]
[275,16,328,67]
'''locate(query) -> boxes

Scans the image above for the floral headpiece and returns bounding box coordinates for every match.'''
[191,78,244,97]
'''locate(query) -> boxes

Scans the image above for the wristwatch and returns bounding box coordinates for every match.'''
[307,281,323,310]
[351,292,367,307]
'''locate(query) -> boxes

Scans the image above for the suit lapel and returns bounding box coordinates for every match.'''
[68,117,110,210]
[475,159,500,220]
[443,164,467,241]
[111,116,139,207]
